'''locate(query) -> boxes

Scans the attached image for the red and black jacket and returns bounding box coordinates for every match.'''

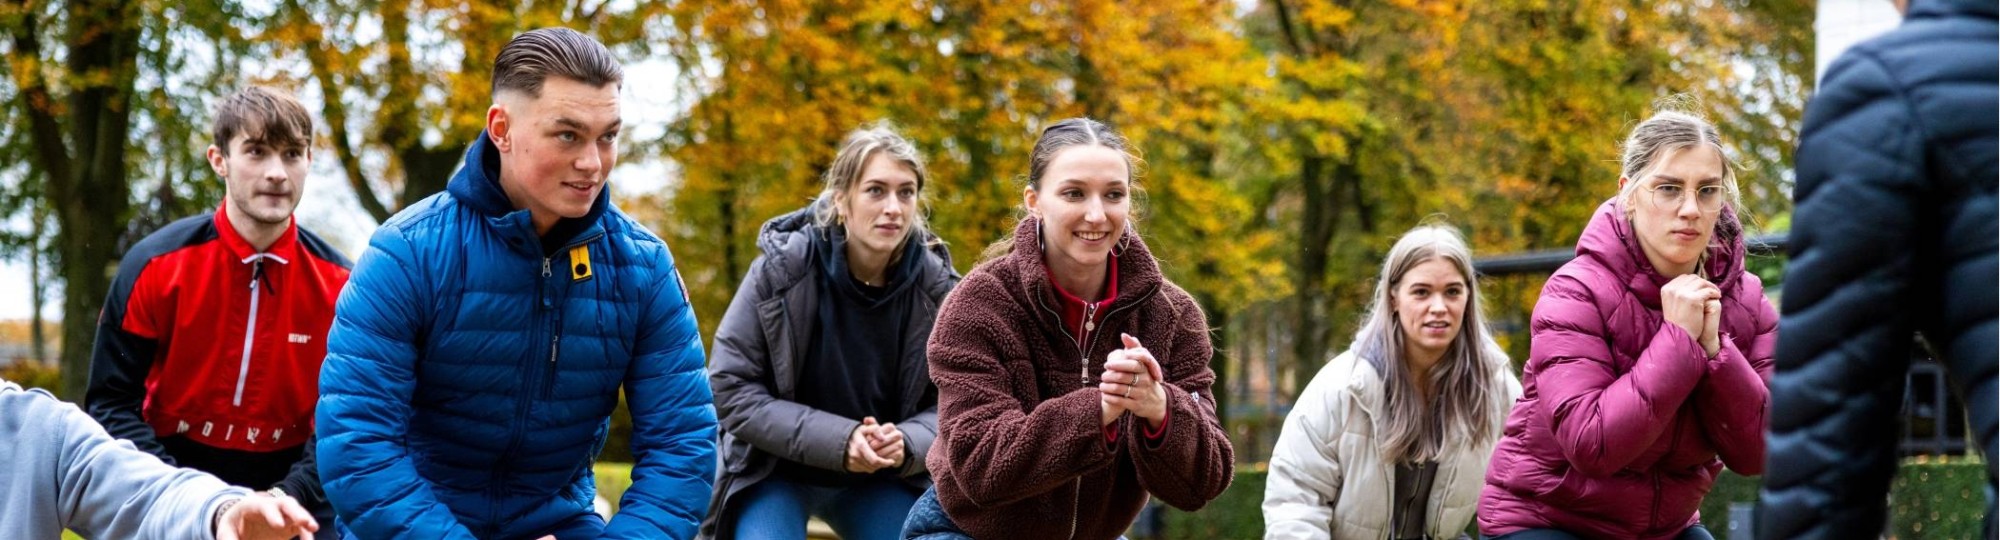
[85,205,350,514]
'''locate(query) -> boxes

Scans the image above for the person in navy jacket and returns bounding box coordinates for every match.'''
[1761,0,1996,537]
[316,27,716,539]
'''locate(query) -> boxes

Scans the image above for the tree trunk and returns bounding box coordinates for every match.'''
[719,111,742,291]
[1291,152,1332,395]
[719,179,740,291]
[30,202,46,363]
[15,0,142,400]
[382,0,459,212]
[396,147,461,209]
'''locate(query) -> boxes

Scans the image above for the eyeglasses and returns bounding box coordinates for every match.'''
[1648,184,1726,213]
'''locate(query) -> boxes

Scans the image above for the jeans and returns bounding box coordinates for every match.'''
[900,486,1132,540]
[732,476,921,540]
[899,486,972,540]
[1484,522,1714,540]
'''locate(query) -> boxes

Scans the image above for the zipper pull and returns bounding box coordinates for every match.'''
[1081,359,1089,385]
[549,335,560,364]
[248,260,264,293]
[541,257,552,277]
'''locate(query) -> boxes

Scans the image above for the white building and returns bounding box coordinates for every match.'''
[1816,0,1907,83]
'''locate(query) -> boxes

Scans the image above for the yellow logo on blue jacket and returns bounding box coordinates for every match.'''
[569,245,593,282]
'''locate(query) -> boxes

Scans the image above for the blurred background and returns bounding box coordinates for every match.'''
[0,0,1981,537]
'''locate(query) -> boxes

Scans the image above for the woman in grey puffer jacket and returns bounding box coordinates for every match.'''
[702,125,960,540]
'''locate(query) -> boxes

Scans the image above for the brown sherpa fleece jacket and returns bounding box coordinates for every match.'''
[925,217,1234,540]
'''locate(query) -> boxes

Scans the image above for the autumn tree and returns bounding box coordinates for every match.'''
[1238,0,1813,395]
[1,0,245,398]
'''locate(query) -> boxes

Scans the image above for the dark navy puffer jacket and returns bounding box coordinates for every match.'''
[317,132,717,539]
[1762,1,1997,538]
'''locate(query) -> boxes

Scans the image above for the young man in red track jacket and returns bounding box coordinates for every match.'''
[85,86,351,524]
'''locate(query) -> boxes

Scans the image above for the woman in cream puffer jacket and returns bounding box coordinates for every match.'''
[1265,224,1521,540]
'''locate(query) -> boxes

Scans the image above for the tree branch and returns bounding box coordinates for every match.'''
[1268,0,1310,58]
[7,0,75,188]
[287,1,392,222]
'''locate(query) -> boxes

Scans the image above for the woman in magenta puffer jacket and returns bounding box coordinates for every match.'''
[1477,108,1778,540]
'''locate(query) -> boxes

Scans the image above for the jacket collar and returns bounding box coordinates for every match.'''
[1003,215,1162,306]
[759,199,959,297]
[1335,351,1384,417]
[446,130,609,254]
[1575,197,1745,308]
[1910,0,1996,19]
[213,203,299,263]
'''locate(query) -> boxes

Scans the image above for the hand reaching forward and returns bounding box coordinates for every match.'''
[216,492,318,540]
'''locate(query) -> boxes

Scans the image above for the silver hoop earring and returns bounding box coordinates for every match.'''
[1113,223,1133,256]
[1037,221,1047,253]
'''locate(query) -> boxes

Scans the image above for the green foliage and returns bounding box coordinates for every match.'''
[1891,458,1991,540]
[1697,461,1992,540]
[0,360,64,399]
[593,461,635,511]
[1697,470,1760,536]
[1121,460,1989,540]
[1159,468,1266,540]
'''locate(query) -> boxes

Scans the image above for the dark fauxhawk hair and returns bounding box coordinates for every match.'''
[491,27,623,99]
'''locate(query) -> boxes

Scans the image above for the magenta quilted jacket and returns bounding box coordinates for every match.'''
[1479,199,1777,539]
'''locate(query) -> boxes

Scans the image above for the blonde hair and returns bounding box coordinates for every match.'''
[1350,223,1506,463]
[1616,100,1743,219]
[812,123,934,247]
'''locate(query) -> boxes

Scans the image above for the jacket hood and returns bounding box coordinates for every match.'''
[1574,197,1747,307]
[757,199,957,296]
[445,130,609,253]
[817,224,929,303]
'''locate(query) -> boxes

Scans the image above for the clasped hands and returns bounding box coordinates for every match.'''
[844,417,906,474]
[1099,333,1167,430]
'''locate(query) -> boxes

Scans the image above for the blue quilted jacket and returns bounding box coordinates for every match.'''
[318,132,717,539]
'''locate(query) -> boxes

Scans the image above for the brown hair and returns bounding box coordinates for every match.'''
[491,27,623,100]
[813,123,935,245]
[211,86,313,155]
[978,117,1145,262]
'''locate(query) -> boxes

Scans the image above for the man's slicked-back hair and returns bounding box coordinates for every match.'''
[212,86,313,155]
[491,27,623,100]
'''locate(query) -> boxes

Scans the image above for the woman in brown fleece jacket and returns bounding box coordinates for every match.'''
[899,118,1234,540]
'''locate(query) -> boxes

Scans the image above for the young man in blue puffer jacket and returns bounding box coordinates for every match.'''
[316,27,716,539]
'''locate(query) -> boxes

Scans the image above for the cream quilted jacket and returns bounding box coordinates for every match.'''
[1264,350,1520,540]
